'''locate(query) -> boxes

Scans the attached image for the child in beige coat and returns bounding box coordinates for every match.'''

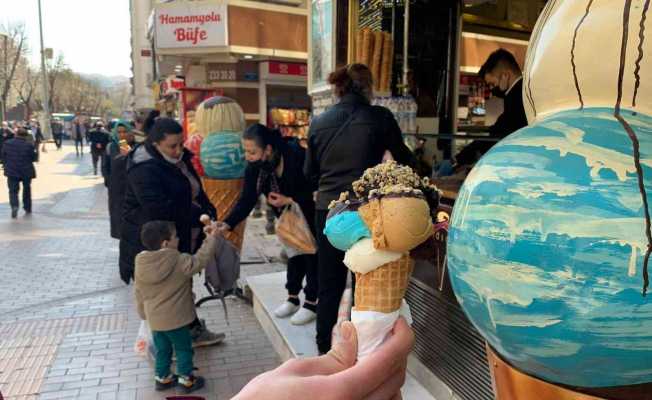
[134,220,219,393]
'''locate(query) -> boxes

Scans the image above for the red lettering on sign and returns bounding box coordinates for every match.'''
[159,12,221,25]
[174,27,208,45]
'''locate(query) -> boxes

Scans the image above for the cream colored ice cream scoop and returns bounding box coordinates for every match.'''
[344,238,404,275]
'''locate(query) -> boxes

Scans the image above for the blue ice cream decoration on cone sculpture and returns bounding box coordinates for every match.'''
[447,1,652,389]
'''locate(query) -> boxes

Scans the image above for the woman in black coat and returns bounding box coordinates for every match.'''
[120,118,217,283]
[304,64,415,354]
[120,118,223,345]
[221,124,318,325]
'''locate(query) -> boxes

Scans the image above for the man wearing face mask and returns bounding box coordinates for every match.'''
[454,48,528,167]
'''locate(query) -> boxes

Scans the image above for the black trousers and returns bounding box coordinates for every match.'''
[75,138,84,155]
[315,209,348,354]
[8,177,32,212]
[285,201,318,301]
[91,148,103,173]
[286,253,318,302]
[54,134,62,149]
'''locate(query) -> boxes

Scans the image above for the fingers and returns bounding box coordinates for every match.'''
[278,322,358,377]
[332,318,414,399]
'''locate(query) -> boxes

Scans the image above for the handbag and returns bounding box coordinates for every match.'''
[276,201,318,257]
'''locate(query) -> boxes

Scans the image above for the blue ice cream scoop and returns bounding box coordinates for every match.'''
[323,211,371,251]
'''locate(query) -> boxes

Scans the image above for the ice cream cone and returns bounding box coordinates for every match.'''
[202,177,246,251]
[354,254,414,313]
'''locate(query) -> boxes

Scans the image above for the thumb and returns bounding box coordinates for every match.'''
[278,321,358,377]
[327,321,358,369]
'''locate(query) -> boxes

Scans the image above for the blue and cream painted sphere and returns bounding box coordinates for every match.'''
[448,108,652,387]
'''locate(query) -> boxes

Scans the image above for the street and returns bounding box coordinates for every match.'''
[0,142,282,400]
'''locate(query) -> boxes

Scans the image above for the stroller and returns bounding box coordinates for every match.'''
[194,234,242,324]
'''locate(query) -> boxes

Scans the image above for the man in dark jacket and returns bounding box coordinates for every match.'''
[88,121,110,175]
[2,128,37,218]
[455,49,528,167]
[51,119,64,149]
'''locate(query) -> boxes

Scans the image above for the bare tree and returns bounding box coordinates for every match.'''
[14,62,39,119]
[0,23,28,119]
[46,53,66,111]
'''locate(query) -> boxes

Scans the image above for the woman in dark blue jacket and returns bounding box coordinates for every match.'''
[222,124,318,326]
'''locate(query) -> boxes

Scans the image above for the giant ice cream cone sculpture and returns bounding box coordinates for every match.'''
[196,96,247,251]
[325,161,439,358]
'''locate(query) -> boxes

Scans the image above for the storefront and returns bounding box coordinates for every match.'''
[307,1,546,399]
[150,0,310,139]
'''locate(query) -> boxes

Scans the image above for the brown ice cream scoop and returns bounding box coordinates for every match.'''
[359,196,433,253]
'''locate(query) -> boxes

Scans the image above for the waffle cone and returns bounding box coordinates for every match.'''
[354,254,414,313]
[202,177,246,251]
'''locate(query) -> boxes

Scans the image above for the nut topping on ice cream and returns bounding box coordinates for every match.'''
[329,161,440,213]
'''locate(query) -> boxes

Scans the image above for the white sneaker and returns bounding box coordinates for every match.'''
[274,301,300,318]
[290,307,317,325]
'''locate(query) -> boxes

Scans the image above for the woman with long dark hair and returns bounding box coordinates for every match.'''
[220,124,319,325]
[120,117,223,347]
[304,63,415,353]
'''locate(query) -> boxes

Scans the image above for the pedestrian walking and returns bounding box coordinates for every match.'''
[73,118,86,156]
[31,120,46,160]
[1,128,37,218]
[220,124,319,325]
[121,117,223,347]
[88,121,110,175]
[134,220,222,393]
[304,63,415,354]
[51,119,64,149]
[0,121,15,165]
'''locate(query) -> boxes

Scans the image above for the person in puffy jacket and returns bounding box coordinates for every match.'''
[2,128,37,218]
[135,220,221,393]
[120,117,222,347]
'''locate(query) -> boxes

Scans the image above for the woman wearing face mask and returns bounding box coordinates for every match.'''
[220,124,319,325]
[121,117,217,281]
[120,117,224,346]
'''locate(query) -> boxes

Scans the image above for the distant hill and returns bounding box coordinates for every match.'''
[80,73,130,89]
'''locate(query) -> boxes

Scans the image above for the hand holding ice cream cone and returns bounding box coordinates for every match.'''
[325,161,439,359]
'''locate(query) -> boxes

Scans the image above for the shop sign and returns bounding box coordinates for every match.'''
[269,61,308,76]
[155,3,227,49]
[207,62,259,83]
[161,76,186,95]
[141,49,152,57]
[208,68,236,81]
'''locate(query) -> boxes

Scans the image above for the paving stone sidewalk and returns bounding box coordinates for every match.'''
[0,143,286,400]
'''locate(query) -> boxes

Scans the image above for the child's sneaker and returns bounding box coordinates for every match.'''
[154,374,177,391]
[178,374,205,393]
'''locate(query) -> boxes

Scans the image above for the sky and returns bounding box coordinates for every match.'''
[0,0,132,78]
